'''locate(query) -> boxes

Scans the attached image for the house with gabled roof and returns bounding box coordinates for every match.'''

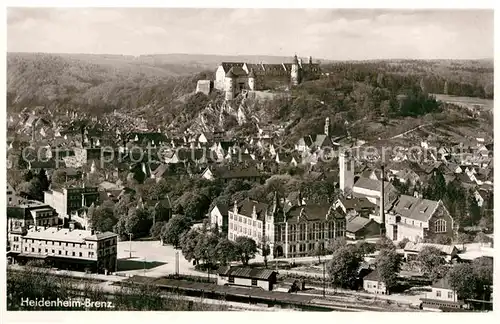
[275,151,301,166]
[217,266,278,291]
[346,216,380,240]
[403,241,458,262]
[209,204,229,234]
[295,135,314,152]
[362,270,388,295]
[385,195,454,243]
[351,177,399,208]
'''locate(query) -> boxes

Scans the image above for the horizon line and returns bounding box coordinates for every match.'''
[6,51,494,62]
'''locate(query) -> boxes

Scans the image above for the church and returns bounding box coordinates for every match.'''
[214,54,320,100]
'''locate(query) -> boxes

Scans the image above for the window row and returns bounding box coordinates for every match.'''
[229,214,262,228]
[435,290,453,299]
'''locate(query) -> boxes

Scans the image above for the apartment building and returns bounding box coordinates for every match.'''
[7,200,59,231]
[8,226,117,274]
[44,184,99,224]
[228,199,268,244]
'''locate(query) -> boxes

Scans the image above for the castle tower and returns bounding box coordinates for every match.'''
[324,117,330,136]
[291,54,301,86]
[224,68,236,101]
[248,69,256,91]
[339,149,355,194]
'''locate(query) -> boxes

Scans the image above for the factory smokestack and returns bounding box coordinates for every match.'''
[380,164,386,237]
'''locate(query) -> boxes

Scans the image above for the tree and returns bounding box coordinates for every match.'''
[425,170,447,201]
[455,232,470,251]
[234,236,257,266]
[113,194,134,220]
[50,169,67,184]
[355,241,376,258]
[474,231,492,245]
[7,261,74,310]
[416,246,448,281]
[150,221,167,240]
[23,170,34,182]
[117,207,153,239]
[179,228,202,264]
[391,178,409,195]
[174,191,211,221]
[215,238,238,266]
[375,236,395,251]
[37,169,50,193]
[314,244,326,263]
[375,249,402,292]
[262,243,271,268]
[327,246,362,289]
[397,237,410,249]
[162,215,191,248]
[17,181,35,199]
[472,257,493,301]
[89,201,117,233]
[468,194,481,226]
[194,230,219,268]
[447,263,478,300]
[327,237,347,253]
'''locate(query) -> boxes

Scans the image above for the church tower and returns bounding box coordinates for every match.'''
[291,54,301,86]
[225,68,236,101]
[339,149,355,194]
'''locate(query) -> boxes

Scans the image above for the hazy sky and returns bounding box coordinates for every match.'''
[7,8,494,60]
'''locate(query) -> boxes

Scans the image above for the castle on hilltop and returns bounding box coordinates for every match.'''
[211,54,320,100]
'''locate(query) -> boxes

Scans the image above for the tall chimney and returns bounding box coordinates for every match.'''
[380,164,386,237]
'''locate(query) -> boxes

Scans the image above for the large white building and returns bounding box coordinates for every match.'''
[8,226,117,274]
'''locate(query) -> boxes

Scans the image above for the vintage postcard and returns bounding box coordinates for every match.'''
[4,4,494,318]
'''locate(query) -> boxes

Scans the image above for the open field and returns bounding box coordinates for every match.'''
[431,94,493,111]
[116,240,202,277]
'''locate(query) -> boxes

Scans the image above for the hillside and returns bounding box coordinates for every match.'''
[7,52,212,116]
[7,52,494,142]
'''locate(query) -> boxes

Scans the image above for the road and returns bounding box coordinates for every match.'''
[390,123,432,139]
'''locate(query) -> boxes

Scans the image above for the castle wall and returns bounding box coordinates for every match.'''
[246,91,291,102]
[196,80,211,95]
[224,77,234,101]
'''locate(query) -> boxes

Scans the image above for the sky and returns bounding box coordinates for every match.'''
[7,8,494,60]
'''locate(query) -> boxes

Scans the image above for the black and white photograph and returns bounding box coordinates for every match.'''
[4,4,495,315]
